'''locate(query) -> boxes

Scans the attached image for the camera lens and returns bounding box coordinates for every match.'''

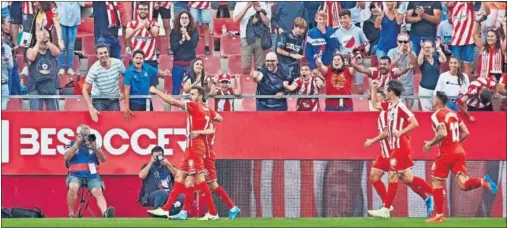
[157,154,164,161]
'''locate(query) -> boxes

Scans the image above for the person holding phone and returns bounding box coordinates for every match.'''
[63,124,115,218]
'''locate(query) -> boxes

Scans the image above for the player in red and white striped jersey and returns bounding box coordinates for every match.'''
[457,77,497,122]
[368,79,434,219]
[447,2,475,77]
[351,56,411,92]
[189,1,212,55]
[209,74,242,111]
[283,65,324,111]
[126,2,160,68]
[423,91,498,223]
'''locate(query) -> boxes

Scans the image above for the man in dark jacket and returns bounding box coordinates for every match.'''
[252,52,291,111]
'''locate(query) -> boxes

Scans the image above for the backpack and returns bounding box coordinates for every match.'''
[2,207,45,218]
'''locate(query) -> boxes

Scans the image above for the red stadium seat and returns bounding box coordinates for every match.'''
[196,35,215,56]
[159,55,174,93]
[87,55,98,69]
[198,55,221,76]
[59,74,75,89]
[220,36,241,57]
[77,18,94,38]
[82,35,95,57]
[155,36,169,55]
[72,55,81,74]
[6,98,23,111]
[227,55,255,75]
[152,97,165,111]
[213,18,240,37]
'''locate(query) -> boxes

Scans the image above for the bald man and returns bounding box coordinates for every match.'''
[63,124,115,218]
[251,52,291,111]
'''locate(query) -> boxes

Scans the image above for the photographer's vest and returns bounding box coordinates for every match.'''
[66,141,100,178]
[138,164,174,205]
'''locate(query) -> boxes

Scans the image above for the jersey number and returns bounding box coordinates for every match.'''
[450,122,460,142]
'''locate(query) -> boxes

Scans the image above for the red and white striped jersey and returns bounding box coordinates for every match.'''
[133,1,155,20]
[158,2,171,9]
[500,74,507,85]
[214,88,235,111]
[430,108,465,157]
[449,2,474,46]
[371,68,399,92]
[377,111,390,158]
[188,1,211,9]
[126,20,159,61]
[458,77,497,109]
[380,100,414,151]
[22,2,34,15]
[295,77,321,111]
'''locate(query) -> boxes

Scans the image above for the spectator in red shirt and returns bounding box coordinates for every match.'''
[283,65,325,111]
[209,74,242,111]
[316,54,355,111]
[125,2,160,68]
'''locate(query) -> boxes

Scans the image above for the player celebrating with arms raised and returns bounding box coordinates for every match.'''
[368,80,434,219]
[147,85,220,220]
[423,91,498,223]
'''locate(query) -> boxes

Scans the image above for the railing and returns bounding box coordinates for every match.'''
[4,94,506,111]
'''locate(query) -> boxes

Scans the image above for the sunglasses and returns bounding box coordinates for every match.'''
[398,40,409,44]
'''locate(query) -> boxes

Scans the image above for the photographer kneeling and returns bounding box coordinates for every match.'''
[138,146,183,217]
[64,124,115,218]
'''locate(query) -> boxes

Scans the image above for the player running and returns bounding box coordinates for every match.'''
[368,80,434,219]
[423,91,498,223]
[147,85,219,220]
[170,109,241,220]
[365,82,434,216]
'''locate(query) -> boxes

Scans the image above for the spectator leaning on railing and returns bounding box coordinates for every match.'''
[417,40,447,111]
[316,54,356,112]
[209,73,242,112]
[252,52,290,111]
[283,65,324,111]
[123,50,169,120]
[26,28,60,111]
[82,43,126,122]
[170,11,199,96]
[64,124,115,218]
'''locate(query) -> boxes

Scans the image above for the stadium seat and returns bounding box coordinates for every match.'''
[196,35,215,56]
[227,55,255,75]
[59,74,75,89]
[77,18,94,38]
[220,36,241,57]
[87,55,98,69]
[81,35,95,57]
[155,36,169,55]
[6,98,23,111]
[64,98,88,111]
[212,18,240,37]
[199,55,221,76]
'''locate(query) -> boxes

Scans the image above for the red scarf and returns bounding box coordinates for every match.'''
[105,2,120,28]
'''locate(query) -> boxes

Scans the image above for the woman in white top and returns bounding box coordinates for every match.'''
[434,57,470,111]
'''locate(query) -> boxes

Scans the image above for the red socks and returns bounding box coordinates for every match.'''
[197,182,217,215]
[372,180,386,203]
[409,177,433,200]
[183,186,195,212]
[433,187,444,215]
[464,178,483,191]
[384,182,398,208]
[213,186,235,210]
[162,182,185,211]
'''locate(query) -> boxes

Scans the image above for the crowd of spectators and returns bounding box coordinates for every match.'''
[1,1,506,114]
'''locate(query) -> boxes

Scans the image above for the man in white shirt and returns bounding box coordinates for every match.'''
[233,2,271,74]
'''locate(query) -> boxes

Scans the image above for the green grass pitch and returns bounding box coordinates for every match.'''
[2,218,506,227]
